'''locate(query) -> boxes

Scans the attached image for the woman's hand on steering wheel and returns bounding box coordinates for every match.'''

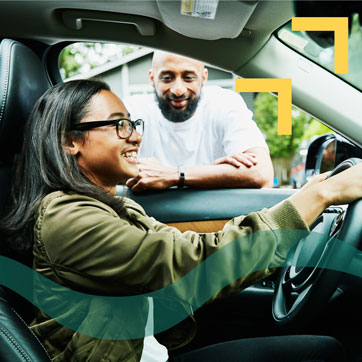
[288,161,362,226]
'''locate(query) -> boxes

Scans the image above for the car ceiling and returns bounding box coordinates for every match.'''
[3,1,362,147]
[0,1,294,73]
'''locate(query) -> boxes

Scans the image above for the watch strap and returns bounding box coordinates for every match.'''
[178,165,185,189]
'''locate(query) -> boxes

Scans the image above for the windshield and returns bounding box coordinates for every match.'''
[278,14,362,92]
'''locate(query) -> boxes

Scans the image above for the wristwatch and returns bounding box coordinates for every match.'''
[178,165,185,189]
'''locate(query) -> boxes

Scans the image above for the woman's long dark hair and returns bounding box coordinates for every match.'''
[1,79,127,265]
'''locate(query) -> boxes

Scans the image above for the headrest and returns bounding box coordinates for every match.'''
[0,39,51,165]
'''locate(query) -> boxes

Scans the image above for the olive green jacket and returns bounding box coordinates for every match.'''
[30,191,308,361]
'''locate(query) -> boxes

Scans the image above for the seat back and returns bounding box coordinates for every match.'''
[0,286,51,361]
[0,38,51,217]
[0,38,52,361]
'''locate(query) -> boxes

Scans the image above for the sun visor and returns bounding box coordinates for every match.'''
[156,0,258,40]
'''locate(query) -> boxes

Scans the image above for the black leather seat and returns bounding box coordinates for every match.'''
[0,287,51,361]
[0,38,51,361]
[0,38,50,218]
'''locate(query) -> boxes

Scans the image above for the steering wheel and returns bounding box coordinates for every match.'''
[272,158,362,329]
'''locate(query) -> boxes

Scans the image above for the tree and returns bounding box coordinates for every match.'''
[58,42,141,79]
[253,92,331,158]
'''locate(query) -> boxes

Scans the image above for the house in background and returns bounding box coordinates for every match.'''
[67,48,293,184]
[67,48,299,184]
[67,47,256,113]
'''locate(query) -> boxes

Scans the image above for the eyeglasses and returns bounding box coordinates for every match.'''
[72,118,144,139]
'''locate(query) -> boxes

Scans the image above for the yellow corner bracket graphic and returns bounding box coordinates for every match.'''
[235,78,292,135]
[292,17,348,74]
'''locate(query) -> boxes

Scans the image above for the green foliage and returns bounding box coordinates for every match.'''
[58,45,83,79]
[319,13,362,89]
[254,92,331,158]
[58,42,141,79]
[347,13,362,88]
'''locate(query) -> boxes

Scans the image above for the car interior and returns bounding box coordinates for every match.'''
[1,0,362,361]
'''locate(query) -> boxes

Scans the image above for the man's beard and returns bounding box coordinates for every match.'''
[155,93,200,123]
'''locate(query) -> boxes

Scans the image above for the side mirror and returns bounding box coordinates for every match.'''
[305,133,362,182]
[318,138,336,174]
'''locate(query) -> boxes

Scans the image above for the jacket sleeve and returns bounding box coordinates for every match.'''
[34,193,308,306]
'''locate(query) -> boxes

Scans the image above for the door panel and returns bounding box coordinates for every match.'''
[119,187,296,223]
[119,186,296,348]
[167,220,229,233]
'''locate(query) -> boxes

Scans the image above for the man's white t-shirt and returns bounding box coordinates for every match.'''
[124,86,268,167]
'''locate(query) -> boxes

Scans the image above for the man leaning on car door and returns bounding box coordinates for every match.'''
[124,51,274,192]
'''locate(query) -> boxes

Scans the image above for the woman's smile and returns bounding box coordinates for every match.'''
[122,149,139,164]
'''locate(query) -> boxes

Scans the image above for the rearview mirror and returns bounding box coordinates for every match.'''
[293,0,359,47]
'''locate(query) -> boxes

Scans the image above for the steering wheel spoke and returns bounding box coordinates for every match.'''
[272,158,362,329]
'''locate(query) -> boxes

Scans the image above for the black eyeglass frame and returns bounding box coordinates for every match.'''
[72,118,144,139]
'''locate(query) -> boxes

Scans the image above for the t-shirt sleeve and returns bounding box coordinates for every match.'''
[219,90,269,155]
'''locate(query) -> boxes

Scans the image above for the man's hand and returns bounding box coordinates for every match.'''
[213,152,258,168]
[126,148,273,192]
[126,158,178,192]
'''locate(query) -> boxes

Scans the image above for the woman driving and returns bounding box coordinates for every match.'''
[3,79,362,362]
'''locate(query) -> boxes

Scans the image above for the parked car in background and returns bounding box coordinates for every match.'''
[290,137,319,188]
[290,139,309,188]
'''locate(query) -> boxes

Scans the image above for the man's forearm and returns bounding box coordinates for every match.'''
[128,153,274,192]
[183,163,273,188]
